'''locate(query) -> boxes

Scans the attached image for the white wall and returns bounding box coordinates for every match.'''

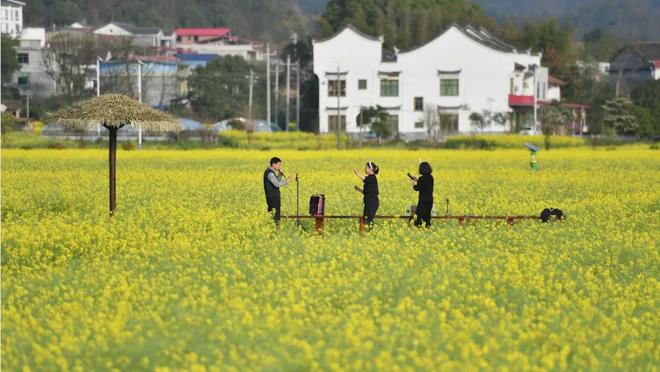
[1,2,23,38]
[93,23,133,36]
[313,25,548,137]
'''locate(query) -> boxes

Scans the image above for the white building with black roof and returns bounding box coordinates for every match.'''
[313,24,555,139]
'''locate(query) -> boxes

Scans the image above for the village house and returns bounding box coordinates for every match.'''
[313,24,558,139]
[175,28,264,61]
[609,42,660,94]
[93,21,175,48]
[0,0,24,38]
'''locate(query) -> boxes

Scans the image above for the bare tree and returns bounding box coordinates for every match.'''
[469,112,486,133]
[43,32,100,97]
[424,104,441,144]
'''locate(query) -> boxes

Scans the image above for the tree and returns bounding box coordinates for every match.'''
[630,80,660,137]
[582,27,617,62]
[540,103,570,149]
[356,106,389,143]
[1,35,19,85]
[189,56,251,121]
[602,97,638,136]
[469,112,486,133]
[43,32,103,97]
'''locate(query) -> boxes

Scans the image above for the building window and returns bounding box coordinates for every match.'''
[380,78,399,97]
[328,114,346,132]
[440,79,459,96]
[358,79,367,90]
[414,121,424,129]
[17,75,29,86]
[414,97,424,111]
[17,53,29,64]
[439,113,459,133]
[14,9,18,20]
[176,36,182,42]
[510,78,514,94]
[328,80,346,97]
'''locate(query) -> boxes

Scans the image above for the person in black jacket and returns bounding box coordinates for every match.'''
[410,161,434,228]
[354,162,379,226]
[264,157,292,223]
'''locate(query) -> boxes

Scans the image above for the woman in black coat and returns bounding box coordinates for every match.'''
[410,161,434,228]
[354,162,379,225]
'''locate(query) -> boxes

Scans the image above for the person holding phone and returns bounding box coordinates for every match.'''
[354,162,379,226]
[409,161,434,228]
[264,157,292,223]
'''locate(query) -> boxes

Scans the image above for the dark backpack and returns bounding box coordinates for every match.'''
[540,208,564,222]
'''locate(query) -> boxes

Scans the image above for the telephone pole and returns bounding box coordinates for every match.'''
[248,69,255,124]
[137,60,144,149]
[296,61,300,131]
[274,61,279,127]
[286,54,291,132]
[336,64,341,149]
[266,43,271,127]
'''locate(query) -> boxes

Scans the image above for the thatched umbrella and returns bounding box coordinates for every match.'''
[46,94,181,215]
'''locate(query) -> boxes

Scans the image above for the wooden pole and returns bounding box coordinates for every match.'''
[107,125,118,215]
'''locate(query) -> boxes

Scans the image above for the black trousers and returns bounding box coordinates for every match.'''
[363,197,379,224]
[266,196,281,222]
[415,199,433,227]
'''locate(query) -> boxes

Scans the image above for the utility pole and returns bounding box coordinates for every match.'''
[286,54,291,132]
[266,43,271,126]
[274,61,279,127]
[296,61,300,131]
[137,60,144,149]
[336,64,341,149]
[25,77,30,120]
[97,57,102,138]
[248,69,255,124]
[532,65,538,135]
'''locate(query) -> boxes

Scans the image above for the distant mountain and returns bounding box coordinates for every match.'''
[469,0,660,41]
[24,0,657,43]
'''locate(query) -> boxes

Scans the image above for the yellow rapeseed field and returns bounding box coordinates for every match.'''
[2,147,659,370]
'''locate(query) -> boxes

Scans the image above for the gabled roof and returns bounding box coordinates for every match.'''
[1,0,25,6]
[630,42,660,60]
[175,28,232,37]
[313,24,381,44]
[612,42,660,63]
[548,75,566,86]
[101,22,162,35]
[400,24,519,55]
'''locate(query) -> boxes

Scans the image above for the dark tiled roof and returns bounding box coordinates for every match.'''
[631,42,660,61]
[313,24,381,43]
[112,22,161,35]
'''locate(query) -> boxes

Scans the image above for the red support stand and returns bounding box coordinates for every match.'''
[315,215,324,234]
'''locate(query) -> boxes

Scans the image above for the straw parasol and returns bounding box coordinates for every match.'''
[46,94,182,215]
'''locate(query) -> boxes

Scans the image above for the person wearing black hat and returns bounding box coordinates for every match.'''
[264,157,292,223]
[409,161,434,228]
[354,161,380,226]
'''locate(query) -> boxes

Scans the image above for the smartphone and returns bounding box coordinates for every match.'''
[407,172,416,180]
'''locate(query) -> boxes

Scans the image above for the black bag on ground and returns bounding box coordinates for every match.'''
[540,208,564,222]
[309,194,325,216]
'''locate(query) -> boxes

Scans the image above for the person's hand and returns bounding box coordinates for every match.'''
[287,175,293,181]
[354,185,363,193]
[353,169,359,176]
